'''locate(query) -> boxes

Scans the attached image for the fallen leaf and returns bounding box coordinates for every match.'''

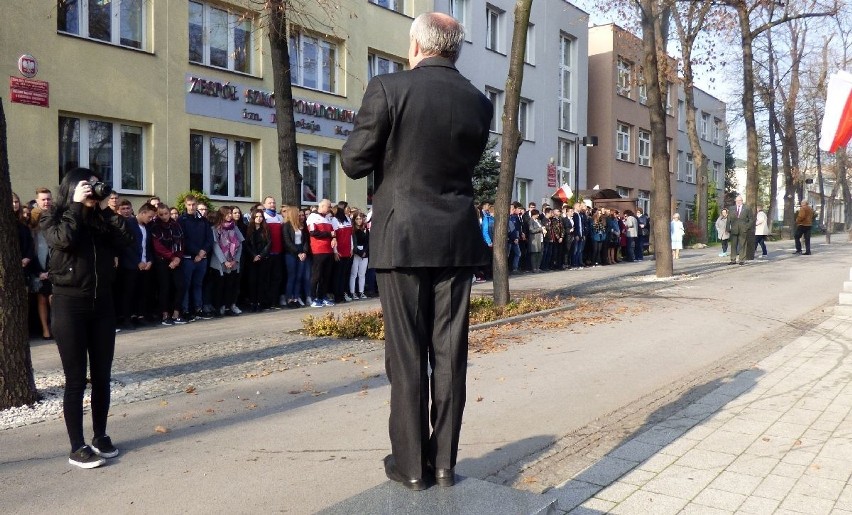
[246,403,258,410]
[522,476,538,484]
[185,386,196,394]
[793,439,802,446]
[154,425,169,434]
[288,390,301,395]
[160,401,168,407]
[205,408,215,414]
[476,396,484,402]
[762,437,770,442]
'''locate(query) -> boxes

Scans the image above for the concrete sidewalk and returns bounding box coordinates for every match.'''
[546,277,852,513]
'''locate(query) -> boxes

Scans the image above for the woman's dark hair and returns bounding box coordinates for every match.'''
[246,207,269,240]
[55,167,101,213]
[334,205,348,223]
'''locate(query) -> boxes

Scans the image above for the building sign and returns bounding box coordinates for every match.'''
[18,54,38,78]
[546,162,558,188]
[10,76,49,107]
[184,74,356,140]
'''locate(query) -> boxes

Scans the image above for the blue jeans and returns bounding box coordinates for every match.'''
[508,242,521,271]
[540,241,552,270]
[572,238,585,267]
[182,257,207,312]
[285,253,312,299]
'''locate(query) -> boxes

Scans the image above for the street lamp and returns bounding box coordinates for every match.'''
[574,136,598,202]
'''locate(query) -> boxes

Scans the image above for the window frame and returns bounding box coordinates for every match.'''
[559,35,574,132]
[486,87,503,133]
[686,153,695,183]
[57,0,147,50]
[616,122,631,161]
[514,178,531,206]
[677,100,685,131]
[519,98,533,141]
[713,161,723,187]
[638,190,650,213]
[450,0,472,41]
[638,129,651,167]
[188,1,254,74]
[616,186,631,198]
[676,151,684,181]
[485,6,502,53]
[617,57,632,97]
[557,138,573,187]
[524,23,535,65]
[369,0,403,13]
[701,113,710,141]
[189,132,253,200]
[298,147,338,205]
[288,30,338,94]
[368,52,404,79]
[58,114,146,194]
[713,118,722,145]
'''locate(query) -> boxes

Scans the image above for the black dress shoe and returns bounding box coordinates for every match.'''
[383,455,429,491]
[435,467,455,487]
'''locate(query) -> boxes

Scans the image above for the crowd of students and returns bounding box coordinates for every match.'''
[13,188,374,336]
[476,200,651,279]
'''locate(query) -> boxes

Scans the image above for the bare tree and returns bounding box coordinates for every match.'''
[0,98,38,409]
[493,0,533,306]
[637,0,674,277]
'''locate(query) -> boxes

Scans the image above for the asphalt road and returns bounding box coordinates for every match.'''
[2,236,849,514]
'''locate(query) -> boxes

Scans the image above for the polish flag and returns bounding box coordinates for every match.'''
[552,183,573,203]
[820,70,852,153]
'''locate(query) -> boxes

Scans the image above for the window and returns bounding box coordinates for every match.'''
[58,0,145,49]
[616,186,631,198]
[638,190,650,213]
[713,162,722,187]
[678,100,685,131]
[685,203,695,221]
[289,31,337,93]
[519,99,533,140]
[450,0,471,40]
[369,0,403,13]
[701,113,710,140]
[486,88,503,133]
[713,119,722,145]
[638,130,651,167]
[686,153,695,183]
[368,53,403,79]
[515,179,531,206]
[524,24,535,64]
[299,148,337,204]
[666,83,673,114]
[676,151,684,181]
[616,123,631,161]
[190,133,252,199]
[637,68,647,105]
[557,138,573,186]
[559,35,573,132]
[58,115,144,192]
[617,58,632,97]
[189,1,253,73]
[486,6,502,52]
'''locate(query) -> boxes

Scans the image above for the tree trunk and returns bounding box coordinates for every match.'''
[0,98,39,409]
[493,0,532,307]
[735,2,759,257]
[267,1,302,206]
[640,0,673,277]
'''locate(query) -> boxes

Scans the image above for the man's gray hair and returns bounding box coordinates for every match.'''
[410,13,465,63]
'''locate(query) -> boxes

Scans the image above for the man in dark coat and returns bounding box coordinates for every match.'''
[341,12,492,491]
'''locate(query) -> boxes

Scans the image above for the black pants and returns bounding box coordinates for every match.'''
[154,260,185,315]
[795,225,812,253]
[266,254,284,305]
[117,267,139,322]
[210,270,240,310]
[376,267,473,479]
[755,235,767,256]
[333,256,353,300]
[246,257,271,307]
[311,253,334,300]
[52,294,116,452]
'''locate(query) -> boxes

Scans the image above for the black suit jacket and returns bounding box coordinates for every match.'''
[727,205,753,236]
[341,57,493,269]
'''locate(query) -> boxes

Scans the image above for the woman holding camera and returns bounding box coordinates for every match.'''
[40,168,132,469]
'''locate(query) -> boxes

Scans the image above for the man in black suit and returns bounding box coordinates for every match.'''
[341,12,492,491]
[727,195,753,265]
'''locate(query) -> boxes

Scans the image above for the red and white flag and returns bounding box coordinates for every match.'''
[552,183,573,203]
[820,70,852,153]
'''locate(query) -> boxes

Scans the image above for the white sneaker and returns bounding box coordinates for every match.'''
[343,293,353,302]
[306,297,313,306]
[279,295,287,306]
[230,304,242,315]
[359,292,367,300]
[296,298,305,306]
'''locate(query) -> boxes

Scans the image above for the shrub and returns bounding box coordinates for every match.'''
[174,190,214,214]
[301,295,561,340]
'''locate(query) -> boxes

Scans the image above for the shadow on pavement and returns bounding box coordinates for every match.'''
[546,367,764,512]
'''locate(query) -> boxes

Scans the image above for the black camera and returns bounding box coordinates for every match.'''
[87,181,113,201]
